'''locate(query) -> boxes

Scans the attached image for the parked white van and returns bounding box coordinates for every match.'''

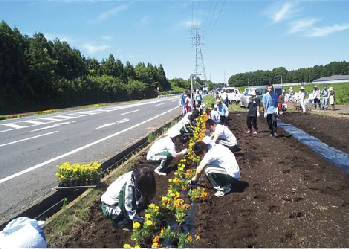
[240,86,284,108]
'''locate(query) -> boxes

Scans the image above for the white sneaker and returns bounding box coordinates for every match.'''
[214,185,231,197]
[154,167,167,176]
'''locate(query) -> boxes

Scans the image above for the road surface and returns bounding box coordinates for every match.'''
[0,96,181,224]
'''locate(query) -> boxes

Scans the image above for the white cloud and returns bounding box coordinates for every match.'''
[44,33,72,43]
[138,15,150,28]
[289,18,317,34]
[81,44,110,55]
[101,35,112,41]
[181,19,201,28]
[305,23,349,37]
[266,1,299,23]
[94,3,132,23]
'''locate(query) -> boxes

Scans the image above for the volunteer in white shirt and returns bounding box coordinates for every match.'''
[205,119,238,152]
[147,129,188,176]
[189,141,240,197]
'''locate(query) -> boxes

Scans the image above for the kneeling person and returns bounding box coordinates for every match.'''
[147,129,188,176]
[190,141,240,197]
[101,167,156,228]
[205,119,238,151]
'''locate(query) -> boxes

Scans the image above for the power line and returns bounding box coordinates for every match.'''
[208,1,225,39]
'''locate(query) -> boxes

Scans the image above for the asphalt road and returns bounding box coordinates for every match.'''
[0,96,181,224]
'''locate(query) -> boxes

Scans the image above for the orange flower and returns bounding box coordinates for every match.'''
[196,234,201,240]
[182,186,187,190]
[201,192,208,198]
[153,235,159,243]
[188,235,193,243]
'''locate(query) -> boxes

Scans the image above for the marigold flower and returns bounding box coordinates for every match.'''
[135,245,141,248]
[133,222,141,229]
[145,213,151,219]
[182,186,187,190]
[160,228,164,235]
[168,179,172,183]
[148,204,155,209]
[123,244,132,248]
[151,242,159,248]
[188,235,193,242]
[146,220,153,226]
[152,235,160,243]
[196,234,201,240]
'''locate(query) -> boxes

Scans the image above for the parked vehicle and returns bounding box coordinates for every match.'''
[222,87,242,104]
[240,86,284,108]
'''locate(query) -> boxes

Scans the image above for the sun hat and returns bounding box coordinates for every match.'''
[314,85,318,88]
[300,86,305,90]
[168,128,181,138]
[329,87,333,91]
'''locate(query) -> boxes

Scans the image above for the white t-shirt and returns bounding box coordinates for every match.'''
[214,124,237,145]
[147,136,176,160]
[201,144,240,178]
[210,110,220,123]
[181,112,192,126]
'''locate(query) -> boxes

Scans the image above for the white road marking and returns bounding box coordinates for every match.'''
[155,103,164,106]
[38,117,63,122]
[0,106,178,184]
[0,129,13,133]
[121,109,139,116]
[0,131,59,148]
[30,121,75,132]
[23,120,48,126]
[53,115,76,120]
[96,118,129,130]
[1,123,28,129]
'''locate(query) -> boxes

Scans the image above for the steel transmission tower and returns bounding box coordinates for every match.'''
[191,25,207,84]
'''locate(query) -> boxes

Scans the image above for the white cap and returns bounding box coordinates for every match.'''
[168,128,181,138]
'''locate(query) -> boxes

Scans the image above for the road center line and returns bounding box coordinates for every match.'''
[96,118,129,130]
[156,103,164,106]
[0,107,179,185]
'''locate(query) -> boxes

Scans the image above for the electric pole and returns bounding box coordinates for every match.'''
[191,25,207,90]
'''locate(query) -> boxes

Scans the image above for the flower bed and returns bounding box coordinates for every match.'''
[56,162,102,187]
[124,113,209,248]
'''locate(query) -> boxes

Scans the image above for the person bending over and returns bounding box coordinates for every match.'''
[205,119,238,152]
[101,167,156,229]
[189,141,240,197]
[147,129,188,176]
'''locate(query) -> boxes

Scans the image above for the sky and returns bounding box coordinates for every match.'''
[1,0,349,83]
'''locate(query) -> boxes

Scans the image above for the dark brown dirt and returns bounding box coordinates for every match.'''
[52,113,349,248]
[280,112,349,154]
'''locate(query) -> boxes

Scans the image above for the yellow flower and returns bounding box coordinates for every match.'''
[55,173,60,177]
[151,242,159,248]
[146,220,153,226]
[145,213,151,219]
[196,234,200,240]
[148,204,155,209]
[133,221,141,229]
[123,244,132,248]
[152,235,159,243]
[60,175,65,180]
[135,245,141,248]
[188,235,193,242]
[170,193,175,197]
[168,179,173,183]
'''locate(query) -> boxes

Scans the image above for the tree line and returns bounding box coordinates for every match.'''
[228,61,349,87]
[0,20,171,114]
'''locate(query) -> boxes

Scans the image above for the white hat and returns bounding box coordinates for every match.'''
[300,86,305,90]
[202,136,213,145]
[168,128,181,138]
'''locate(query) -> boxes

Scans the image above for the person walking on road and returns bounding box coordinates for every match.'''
[195,89,203,107]
[189,141,240,197]
[263,84,279,137]
[313,85,321,109]
[246,90,260,134]
[321,86,329,110]
[147,129,188,176]
[179,92,186,116]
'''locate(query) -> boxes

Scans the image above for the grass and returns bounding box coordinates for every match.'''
[203,94,247,112]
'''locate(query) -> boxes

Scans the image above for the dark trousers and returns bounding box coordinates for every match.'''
[267,113,277,134]
[220,115,229,126]
[314,98,320,109]
[246,116,258,130]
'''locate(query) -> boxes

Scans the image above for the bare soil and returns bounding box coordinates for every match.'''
[48,112,349,248]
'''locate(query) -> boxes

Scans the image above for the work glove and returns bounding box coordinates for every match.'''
[181,148,188,155]
[257,112,260,118]
[188,175,198,185]
[264,112,267,119]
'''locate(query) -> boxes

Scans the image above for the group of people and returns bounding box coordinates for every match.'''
[101,95,242,228]
[179,90,203,116]
[288,85,336,112]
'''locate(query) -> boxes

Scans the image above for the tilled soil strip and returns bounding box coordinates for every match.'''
[48,112,349,248]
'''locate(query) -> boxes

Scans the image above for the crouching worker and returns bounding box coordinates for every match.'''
[205,119,238,152]
[147,129,188,176]
[101,167,156,229]
[189,141,240,197]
